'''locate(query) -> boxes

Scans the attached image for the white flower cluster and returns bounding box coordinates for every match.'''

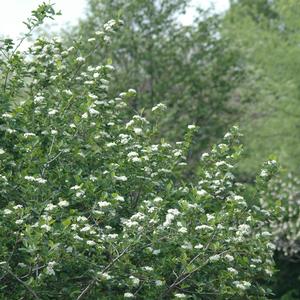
[24,176,47,184]
[261,174,300,257]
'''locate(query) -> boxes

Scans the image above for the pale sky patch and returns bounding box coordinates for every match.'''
[0,0,229,42]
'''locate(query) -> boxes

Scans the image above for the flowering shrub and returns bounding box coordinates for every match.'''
[261,173,300,259]
[0,4,277,299]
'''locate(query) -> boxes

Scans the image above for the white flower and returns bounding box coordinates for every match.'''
[34,95,45,103]
[124,292,134,298]
[93,72,100,78]
[98,201,110,208]
[181,241,193,250]
[86,240,96,246]
[6,128,16,134]
[163,208,180,227]
[107,234,118,239]
[88,37,96,42]
[173,150,182,157]
[24,175,42,183]
[76,56,85,63]
[130,275,140,286]
[194,243,204,249]
[64,89,73,95]
[265,268,273,276]
[131,212,145,221]
[74,234,83,241]
[70,185,81,190]
[227,267,238,275]
[58,200,69,208]
[3,209,12,215]
[13,205,23,210]
[175,293,187,298]
[153,249,161,255]
[45,204,57,211]
[114,175,128,182]
[35,177,47,184]
[107,142,116,147]
[48,109,58,116]
[152,103,167,112]
[131,157,141,163]
[209,254,220,262]
[89,175,97,182]
[95,31,104,36]
[105,64,115,71]
[46,261,57,276]
[127,151,138,158]
[51,129,58,135]
[66,246,73,253]
[0,148,5,155]
[188,124,196,129]
[216,161,227,167]
[17,263,27,268]
[88,92,98,99]
[224,132,232,139]
[2,113,12,119]
[201,152,209,159]
[206,214,215,221]
[81,112,88,119]
[41,224,51,231]
[236,224,251,236]
[71,224,78,230]
[155,280,163,286]
[24,133,36,138]
[195,225,213,231]
[89,108,100,115]
[77,216,88,222]
[128,88,137,94]
[115,195,125,202]
[42,215,52,222]
[233,281,251,290]
[15,219,24,225]
[133,127,142,135]
[267,242,276,250]
[225,254,234,262]
[80,225,91,232]
[153,197,163,203]
[99,272,112,280]
[197,189,207,197]
[126,120,134,128]
[260,169,268,177]
[178,227,188,234]
[261,231,272,237]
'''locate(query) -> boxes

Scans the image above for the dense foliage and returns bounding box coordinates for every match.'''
[0,3,282,299]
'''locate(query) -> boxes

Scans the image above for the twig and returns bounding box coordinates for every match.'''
[1,265,41,300]
[76,245,131,300]
[163,249,229,298]
[161,229,220,298]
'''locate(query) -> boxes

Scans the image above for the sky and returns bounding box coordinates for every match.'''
[0,0,230,40]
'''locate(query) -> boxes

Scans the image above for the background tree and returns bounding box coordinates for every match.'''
[67,0,244,168]
[223,0,300,178]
